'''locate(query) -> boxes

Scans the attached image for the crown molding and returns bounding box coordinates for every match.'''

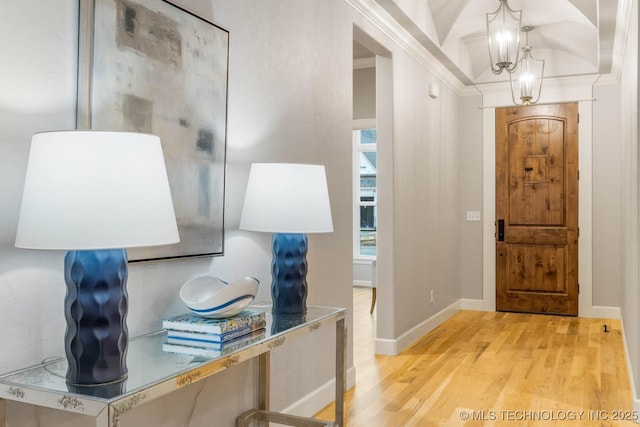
[345,0,467,95]
[608,0,633,84]
[595,73,621,86]
[475,74,600,108]
[460,84,483,97]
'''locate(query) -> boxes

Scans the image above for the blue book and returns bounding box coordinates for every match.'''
[163,329,267,355]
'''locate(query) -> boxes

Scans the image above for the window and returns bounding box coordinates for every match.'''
[353,127,377,257]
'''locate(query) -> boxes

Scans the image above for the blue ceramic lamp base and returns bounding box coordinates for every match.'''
[271,233,308,315]
[64,249,129,385]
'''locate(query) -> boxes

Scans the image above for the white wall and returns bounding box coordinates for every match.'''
[620,0,640,409]
[0,0,80,375]
[390,53,461,337]
[353,67,376,121]
[592,82,624,308]
[458,95,483,301]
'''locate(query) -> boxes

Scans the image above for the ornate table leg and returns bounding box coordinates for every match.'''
[258,352,270,427]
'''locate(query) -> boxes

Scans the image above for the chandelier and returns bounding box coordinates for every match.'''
[486,0,522,74]
[509,26,545,105]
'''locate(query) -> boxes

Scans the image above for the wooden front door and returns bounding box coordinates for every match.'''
[495,103,579,315]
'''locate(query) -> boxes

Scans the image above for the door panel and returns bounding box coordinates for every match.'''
[496,103,578,315]
[508,118,565,226]
[507,245,565,293]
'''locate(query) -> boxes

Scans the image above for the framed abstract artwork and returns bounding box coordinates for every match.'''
[77,0,228,261]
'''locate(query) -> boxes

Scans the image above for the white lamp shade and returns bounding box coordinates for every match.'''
[239,163,333,233]
[15,131,180,250]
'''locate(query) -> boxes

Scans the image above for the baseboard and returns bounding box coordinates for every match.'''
[460,298,485,311]
[580,305,622,320]
[374,337,397,355]
[461,296,622,320]
[353,280,372,288]
[633,390,640,425]
[280,366,356,418]
[618,316,640,424]
[374,300,461,355]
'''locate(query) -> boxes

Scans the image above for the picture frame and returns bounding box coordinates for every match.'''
[77,0,229,261]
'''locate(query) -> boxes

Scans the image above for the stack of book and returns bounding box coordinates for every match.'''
[162,309,267,357]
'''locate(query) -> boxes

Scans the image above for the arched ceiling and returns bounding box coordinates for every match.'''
[374,0,624,85]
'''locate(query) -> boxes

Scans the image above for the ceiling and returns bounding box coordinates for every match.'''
[360,0,627,86]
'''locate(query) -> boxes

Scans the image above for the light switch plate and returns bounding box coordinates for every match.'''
[466,211,481,221]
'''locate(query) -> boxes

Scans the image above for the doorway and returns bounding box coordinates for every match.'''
[352,40,377,303]
[352,25,393,354]
[495,103,579,315]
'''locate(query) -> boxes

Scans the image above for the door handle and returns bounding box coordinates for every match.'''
[497,219,505,241]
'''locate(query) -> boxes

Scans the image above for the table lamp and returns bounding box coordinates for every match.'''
[15,130,179,386]
[239,163,333,315]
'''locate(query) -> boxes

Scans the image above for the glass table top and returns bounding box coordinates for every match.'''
[0,305,345,403]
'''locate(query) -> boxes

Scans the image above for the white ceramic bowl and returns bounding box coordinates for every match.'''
[179,276,259,318]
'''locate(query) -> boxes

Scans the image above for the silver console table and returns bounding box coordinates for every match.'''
[0,305,346,427]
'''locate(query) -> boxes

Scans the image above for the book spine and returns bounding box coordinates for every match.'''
[166,337,224,350]
[164,330,266,354]
[215,313,265,334]
[167,321,266,343]
[162,312,265,334]
[161,319,220,334]
[162,343,221,357]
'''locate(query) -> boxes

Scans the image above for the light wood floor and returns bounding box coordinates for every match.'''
[316,287,635,426]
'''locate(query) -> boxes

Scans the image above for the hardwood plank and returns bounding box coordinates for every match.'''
[316,289,635,426]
